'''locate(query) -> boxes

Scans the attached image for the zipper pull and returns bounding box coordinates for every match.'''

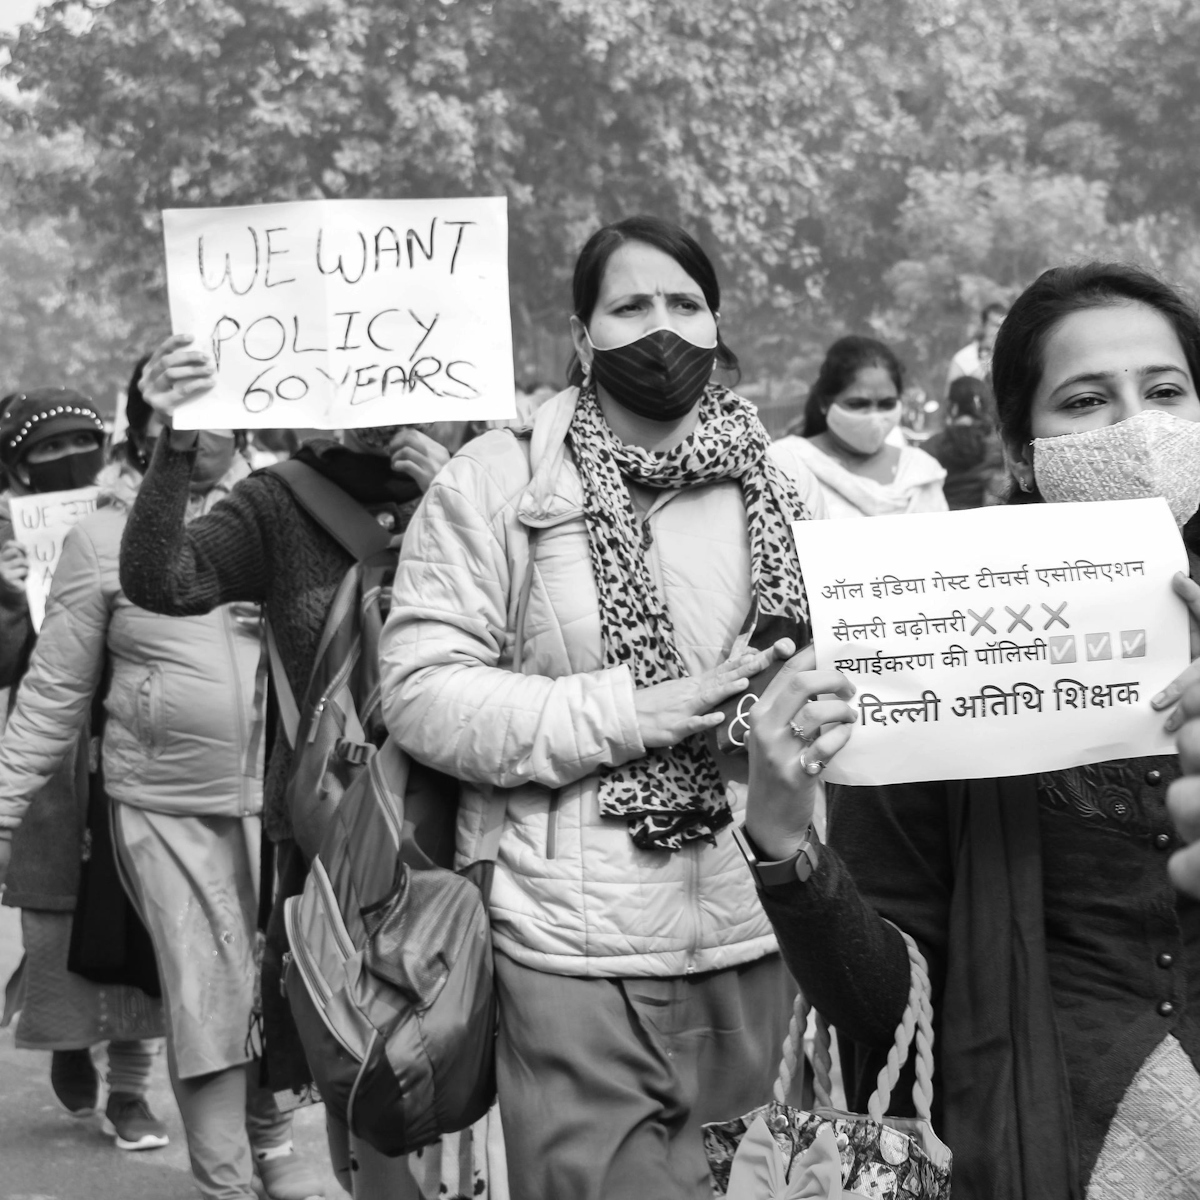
[280,951,292,996]
[306,699,326,744]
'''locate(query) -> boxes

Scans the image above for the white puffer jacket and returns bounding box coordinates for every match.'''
[0,458,263,832]
[382,390,815,978]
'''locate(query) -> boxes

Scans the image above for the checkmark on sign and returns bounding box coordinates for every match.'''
[1048,635,1076,663]
[1085,632,1112,661]
[1120,629,1146,658]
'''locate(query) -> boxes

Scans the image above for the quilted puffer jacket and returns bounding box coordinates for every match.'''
[382,388,818,978]
[0,458,263,833]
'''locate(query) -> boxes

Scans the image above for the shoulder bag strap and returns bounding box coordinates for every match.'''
[264,458,391,562]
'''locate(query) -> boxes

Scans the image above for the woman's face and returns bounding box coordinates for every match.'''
[574,241,717,352]
[826,366,900,418]
[1027,302,1200,440]
[24,430,102,464]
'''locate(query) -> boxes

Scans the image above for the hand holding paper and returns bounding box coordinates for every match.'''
[139,333,217,418]
[0,540,29,595]
[743,645,857,862]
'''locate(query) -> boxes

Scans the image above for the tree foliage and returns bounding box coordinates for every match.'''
[3,0,1199,419]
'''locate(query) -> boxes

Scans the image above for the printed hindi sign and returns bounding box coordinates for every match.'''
[9,486,100,631]
[162,197,516,430]
[791,498,1190,785]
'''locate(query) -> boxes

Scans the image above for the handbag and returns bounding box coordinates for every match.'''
[65,669,161,998]
[703,928,952,1200]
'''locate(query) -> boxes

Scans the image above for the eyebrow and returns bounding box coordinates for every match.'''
[1051,364,1188,394]
[603,289,705,305]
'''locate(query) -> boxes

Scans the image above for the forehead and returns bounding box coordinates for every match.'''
[838,365,898,398]
[597,241,703,299]
[1040,302,1188,387]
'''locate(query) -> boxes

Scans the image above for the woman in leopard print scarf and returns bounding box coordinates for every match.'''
[384,215,831,1199]
[569,379,809,851]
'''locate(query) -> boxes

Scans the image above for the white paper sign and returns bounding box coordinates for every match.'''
[10,486,100,631]
[792,499,1190,785]
[162,197,516,430]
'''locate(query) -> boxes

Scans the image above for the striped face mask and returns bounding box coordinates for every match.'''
[1033,408,1200,527]
[586,326,717,423]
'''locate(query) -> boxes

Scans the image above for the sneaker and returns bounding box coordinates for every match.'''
[254,1143,325,1200]
[50,1048,99,1117]
[101,1091,170,1151]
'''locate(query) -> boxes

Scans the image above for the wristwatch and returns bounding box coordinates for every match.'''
[733,823,821,891]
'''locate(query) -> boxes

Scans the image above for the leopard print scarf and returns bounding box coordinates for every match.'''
[569,383,810,852]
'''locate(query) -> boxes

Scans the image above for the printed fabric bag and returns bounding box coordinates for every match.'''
[703,928,952,1200]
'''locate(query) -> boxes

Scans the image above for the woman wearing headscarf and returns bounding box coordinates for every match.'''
[0,388,167,1147]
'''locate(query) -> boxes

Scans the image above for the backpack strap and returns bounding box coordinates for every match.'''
[264,458,392,562]
[262,458,393,749]
[266,619,301,750]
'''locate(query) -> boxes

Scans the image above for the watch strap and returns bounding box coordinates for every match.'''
[733,823,820,891]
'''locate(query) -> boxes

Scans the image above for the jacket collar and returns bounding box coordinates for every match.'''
[516,387,585,528]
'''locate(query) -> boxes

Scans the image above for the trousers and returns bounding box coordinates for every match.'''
[495,950,796,1200]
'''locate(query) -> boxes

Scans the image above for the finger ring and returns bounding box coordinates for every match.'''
[789,720,818,745]
[800,752,825,776]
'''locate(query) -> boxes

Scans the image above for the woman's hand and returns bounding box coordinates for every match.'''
[634,641,786,750]
[139,333,216,418]
[388,428,451,493]
[1167,680,1200,899]
[0,541,29,594]
[744,644,857,861]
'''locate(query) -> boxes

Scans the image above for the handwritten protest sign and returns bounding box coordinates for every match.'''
[10,486,100,631]
[162,197,516,430]
[790,498,1190,785]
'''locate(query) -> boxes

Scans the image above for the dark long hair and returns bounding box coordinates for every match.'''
[991,262,1200,502]
[565,215,739,386]
[798,335,903,437]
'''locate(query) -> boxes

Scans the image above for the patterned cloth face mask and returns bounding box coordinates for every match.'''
[1032,408,1200,527]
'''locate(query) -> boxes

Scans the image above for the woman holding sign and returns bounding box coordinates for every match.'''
[380,215,821,1199]
[0,390,170,1148]
[743,262,1200,1200]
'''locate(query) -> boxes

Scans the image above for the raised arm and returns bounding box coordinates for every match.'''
[119,434,270,614]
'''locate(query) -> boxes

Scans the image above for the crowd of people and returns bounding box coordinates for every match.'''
[0,215,1198,1200]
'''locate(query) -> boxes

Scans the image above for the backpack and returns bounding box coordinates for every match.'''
[265,445,531,1154]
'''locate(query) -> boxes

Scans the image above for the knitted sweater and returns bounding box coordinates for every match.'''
[119,438,360,840]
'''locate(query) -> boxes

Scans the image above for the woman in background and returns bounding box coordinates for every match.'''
[922,376,1006,510]
[771,335,946,518]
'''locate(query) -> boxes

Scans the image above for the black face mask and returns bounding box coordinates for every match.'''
[24,446,105,493]
[588,328,717,423]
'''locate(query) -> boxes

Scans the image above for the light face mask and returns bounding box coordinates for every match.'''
[1032,408,1200,527]
[825,402,901,457]
[586,326,717,423]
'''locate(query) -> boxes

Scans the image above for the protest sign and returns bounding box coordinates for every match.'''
[162,197,516,430]
[10,486,100,631]
[790,498,1190,785]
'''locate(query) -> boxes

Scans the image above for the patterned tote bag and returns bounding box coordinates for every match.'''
[703,928,952,1199]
